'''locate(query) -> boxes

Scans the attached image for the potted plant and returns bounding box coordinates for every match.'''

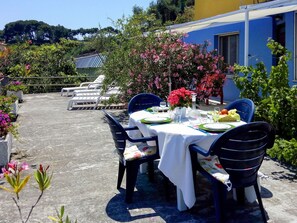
[0,110,18,166]
[0,95,19,120]
[5,81,27,103]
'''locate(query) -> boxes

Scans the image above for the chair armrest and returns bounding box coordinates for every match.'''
[189,144,210,157]
[87,83,102,89]
[124,126,139,131]
[79,82,94,87]
[128,135,158,144]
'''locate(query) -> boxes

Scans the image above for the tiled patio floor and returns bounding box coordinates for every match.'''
[0,93,296,223]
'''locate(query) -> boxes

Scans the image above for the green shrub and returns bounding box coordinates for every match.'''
[2,39,85,93]
[0,95,17,114]
[234,39,297,140]
[267,138,297,167]
[4,80,28,93]
[234,38,297,167]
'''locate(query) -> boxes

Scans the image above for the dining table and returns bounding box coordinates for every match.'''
[128,108,255,211]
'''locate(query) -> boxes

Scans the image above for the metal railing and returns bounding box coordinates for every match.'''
[9,76,98,93]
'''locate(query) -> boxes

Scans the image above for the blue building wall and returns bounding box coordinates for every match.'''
[184,17,273,102]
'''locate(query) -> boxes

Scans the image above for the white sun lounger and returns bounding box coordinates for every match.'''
[61,75,105,97]
[73,89,102,96]
[67,86,121,110]
[67,96,101,110]
[74,92,102,97]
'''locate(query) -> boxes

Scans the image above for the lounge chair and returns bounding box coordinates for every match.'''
[72,80,117,97]
[67,86,121,110]
[73,89,102,96]
[61,75,105,97]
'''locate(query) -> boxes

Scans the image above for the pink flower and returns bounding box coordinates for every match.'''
[153,55,160,63]
[197,65,203,71]
[127,89,133,95]
[8,160,17,170]
[176,64,183,69]
[0,167,10,178]
[21,162,29,171]
[154,77,160,89]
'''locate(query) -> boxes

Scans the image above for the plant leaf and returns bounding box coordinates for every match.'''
[5,175,15,188]
[48,216,59,222]
[15,175,30,193]
[60,205,64,218]
[0,185,15,193]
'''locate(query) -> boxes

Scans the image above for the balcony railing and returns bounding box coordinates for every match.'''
[6,76,98,93]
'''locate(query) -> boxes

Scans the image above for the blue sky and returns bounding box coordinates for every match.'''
[0,0,154,30]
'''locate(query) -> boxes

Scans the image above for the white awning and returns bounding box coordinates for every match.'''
[168,2,297,33]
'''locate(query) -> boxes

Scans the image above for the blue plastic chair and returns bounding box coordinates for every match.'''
[224,98,255,123]
[189,122,275,223]
[128,93,163,114]
[103,110,160,203]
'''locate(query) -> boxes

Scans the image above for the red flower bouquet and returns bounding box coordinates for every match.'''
[167,87,194,109]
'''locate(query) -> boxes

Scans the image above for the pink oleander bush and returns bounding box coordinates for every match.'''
[114,32,230,102]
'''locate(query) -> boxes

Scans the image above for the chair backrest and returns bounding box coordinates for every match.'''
[210,121,275,188]
[103,110,128,158]
[128,93,163,114]
[224,98,255,123]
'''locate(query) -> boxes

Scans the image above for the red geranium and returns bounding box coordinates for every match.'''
[167,87,194,109]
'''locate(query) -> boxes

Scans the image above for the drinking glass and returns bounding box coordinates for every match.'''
[213,107,220,123]
[160,101,167,113]
[152,106,158,114]
[175,108,182,123]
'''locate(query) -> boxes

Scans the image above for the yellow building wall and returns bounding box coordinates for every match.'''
[194,0,267,20]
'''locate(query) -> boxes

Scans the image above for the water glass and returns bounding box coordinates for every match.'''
[152,106,158,114]
[213,107,220,122]
[160,101,167,113]
[175,108,182,123]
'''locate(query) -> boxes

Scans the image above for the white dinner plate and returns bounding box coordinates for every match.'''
[156,106,169,112]
[141,116,172,124]
[203,123,232,130]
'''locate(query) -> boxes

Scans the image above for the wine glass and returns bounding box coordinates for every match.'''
[160,101,167,113]
[213,107,220,123]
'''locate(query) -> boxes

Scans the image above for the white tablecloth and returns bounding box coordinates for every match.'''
[129,110,245,209]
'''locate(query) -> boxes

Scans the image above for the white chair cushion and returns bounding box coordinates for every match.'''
[124,144,157,161]
[198,155,232,191]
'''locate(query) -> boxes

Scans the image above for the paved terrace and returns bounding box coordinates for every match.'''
[0,93,297,223]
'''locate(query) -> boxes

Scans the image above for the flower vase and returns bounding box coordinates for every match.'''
[0,133,12,166]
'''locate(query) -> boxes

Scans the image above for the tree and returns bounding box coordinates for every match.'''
[146,0,195,25]
[3,20,53,44]
[102,14,228,103]
[174,5,194,24]
[3,39,84,93]
[2,20,100,44]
